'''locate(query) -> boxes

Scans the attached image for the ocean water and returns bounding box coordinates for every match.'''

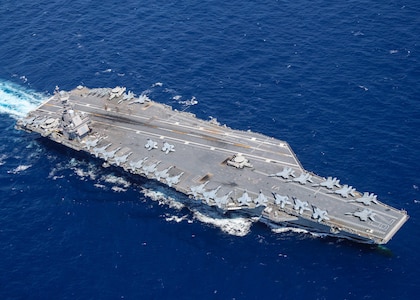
[1,0,419,299]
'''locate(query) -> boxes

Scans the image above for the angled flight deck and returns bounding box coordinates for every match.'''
[16,86,408,244]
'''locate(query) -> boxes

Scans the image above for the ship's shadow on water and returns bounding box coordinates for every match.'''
[34,136,395,254]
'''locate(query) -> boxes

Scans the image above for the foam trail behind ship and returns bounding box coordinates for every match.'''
[0,80,47,119]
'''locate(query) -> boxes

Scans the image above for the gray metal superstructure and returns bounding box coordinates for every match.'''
[16,86,409,244]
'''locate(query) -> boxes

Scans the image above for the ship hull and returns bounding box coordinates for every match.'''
[16,86,408,245]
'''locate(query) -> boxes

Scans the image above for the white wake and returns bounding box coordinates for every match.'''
[0,80,47,119]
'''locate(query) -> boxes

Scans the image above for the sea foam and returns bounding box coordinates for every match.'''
[0,80,46,119]
[142,188,255,236]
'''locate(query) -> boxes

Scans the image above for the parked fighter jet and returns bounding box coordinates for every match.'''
[313,176,341,189]
[293,198,311,215]
[145,139,158,151]
[166,172,184,187]
[92,143,112,157]
[346,209,376,222]
[154,166,173,181]
[113,152,132,166]
[291,172,313,185]
[312,207,330,223]
[122,91,135,101]
[142,161,161,175]
[118,91,135,104]
[237,191,252,205]
[254,191,268,206]
[161,142,175,154]
[83,138,99,150]
[273,193,292,208]
[189,181,209,198]
[269,167,296,179]
[334,185,356,198]
[129,94,151,105]
[102,147,121,160]
[129,157,148,171]
[349,192,379,206]
[203,186,222,203]
[215,191,232,208]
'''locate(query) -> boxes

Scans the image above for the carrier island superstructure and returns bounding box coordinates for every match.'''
[16,86,408,244]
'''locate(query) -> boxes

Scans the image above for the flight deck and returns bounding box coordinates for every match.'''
[16,86,409,244]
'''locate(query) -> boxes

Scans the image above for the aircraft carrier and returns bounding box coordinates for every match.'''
[16,86,409,244]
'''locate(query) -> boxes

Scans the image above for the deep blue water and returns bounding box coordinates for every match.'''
[1,0,419,299]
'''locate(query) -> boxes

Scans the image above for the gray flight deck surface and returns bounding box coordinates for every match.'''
[16,86,408,244]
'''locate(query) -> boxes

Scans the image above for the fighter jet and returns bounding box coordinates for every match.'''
[313,177,341,189]
[142,161,161,175]
[166,172,184,187]
[273,193,292,209]
[92,143,112,157]
[82,138,99,150]
[102,147,121,160]
[203,186,222,203]
[312,207,330,223]
[145,139,158,151]
[118,91,134,104]
[129,94,151,105]
[293,198,311,215]
[122,91,135,101]
[237,191,252,205]
[161,142,175,154]
[154,166,173,181]
[215,191,232,208]
[334,185,356,198]
[254,191,268,206]
[291,172,313,185]
[113,152,132,166]
[129,157,148,171]
[349,192,379,206]
[346,209,377,222]
[189,181,209,198]
[269,167,296,179]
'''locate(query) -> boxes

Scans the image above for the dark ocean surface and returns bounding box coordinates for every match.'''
[1,1,419,299]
